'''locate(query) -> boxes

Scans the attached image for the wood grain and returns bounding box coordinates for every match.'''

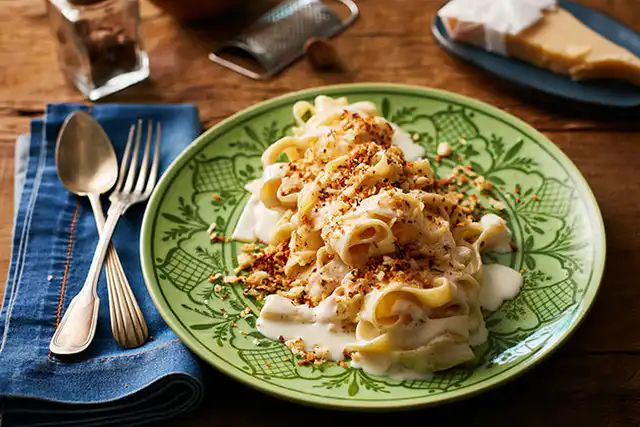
[0,0,639,425]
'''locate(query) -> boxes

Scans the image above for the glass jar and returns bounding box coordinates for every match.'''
[47,0,149,101]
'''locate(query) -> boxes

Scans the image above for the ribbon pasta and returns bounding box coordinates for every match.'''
[233,96,523,378]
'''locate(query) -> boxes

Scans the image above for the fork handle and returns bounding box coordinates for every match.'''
[50,202,126,355]
[87,194,149,348]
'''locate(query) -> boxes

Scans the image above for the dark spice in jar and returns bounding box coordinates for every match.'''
[74,17,138,88]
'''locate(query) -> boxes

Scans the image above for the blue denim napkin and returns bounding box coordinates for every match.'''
[0,104,205,426]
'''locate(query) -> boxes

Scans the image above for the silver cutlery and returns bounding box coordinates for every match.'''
[50,118,160,355]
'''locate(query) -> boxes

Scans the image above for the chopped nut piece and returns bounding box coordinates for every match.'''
[472,176,493,192]
[284,337,306,357]
[241,243,259,253]
[490,199,506,210]
[237,252,255,269]
[437,142,452,157]
[285,286,305,298]
[206,223,216,235]
[223,275,239,284]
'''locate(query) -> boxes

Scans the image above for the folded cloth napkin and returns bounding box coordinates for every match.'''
[0,104,205,427]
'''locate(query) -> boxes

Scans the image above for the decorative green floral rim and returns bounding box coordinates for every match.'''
[140,83,606,410]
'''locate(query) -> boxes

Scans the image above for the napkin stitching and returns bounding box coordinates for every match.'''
[47,202,79,360]
[0,127,48,354]
[54,202,79,327]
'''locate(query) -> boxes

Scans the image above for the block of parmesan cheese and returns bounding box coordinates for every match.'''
[438,0,640,86]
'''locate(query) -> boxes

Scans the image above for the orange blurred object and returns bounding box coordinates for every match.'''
[148,0,240,21]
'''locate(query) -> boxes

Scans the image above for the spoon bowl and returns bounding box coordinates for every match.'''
[56,111,119,196]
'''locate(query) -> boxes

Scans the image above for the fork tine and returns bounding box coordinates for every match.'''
[114,125,136,192]
[144,122,161,197]
[122,119,143,193]
[134,120,153,194]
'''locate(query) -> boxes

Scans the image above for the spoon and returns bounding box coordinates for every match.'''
[51,111,148,354]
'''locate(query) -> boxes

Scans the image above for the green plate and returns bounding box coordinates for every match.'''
[140,84,605,409]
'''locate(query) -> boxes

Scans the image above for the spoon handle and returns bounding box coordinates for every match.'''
[49,203,125,355]
[87,194,149,348]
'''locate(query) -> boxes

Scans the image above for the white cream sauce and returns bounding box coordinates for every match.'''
[480,213,513,253]
[391,126,425,161]
[469,321,489,346]
[232,197,281,243]
[257,320,355,360]
[257,295,355,360]
[480,264,524,311]
[231,164,285,243]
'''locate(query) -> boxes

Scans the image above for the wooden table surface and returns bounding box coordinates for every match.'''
[1,0,639,425]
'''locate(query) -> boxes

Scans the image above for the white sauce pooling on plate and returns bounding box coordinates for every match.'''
[256,269,522,380]
[480,213,513,253]
[257,295,356,360]
[479,264,524,311]
[232,164,285,243]
[257,320,356,361]
[391,126,425,161]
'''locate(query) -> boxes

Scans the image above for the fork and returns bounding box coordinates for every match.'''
[104,121,161,349]
[50,120,161,355]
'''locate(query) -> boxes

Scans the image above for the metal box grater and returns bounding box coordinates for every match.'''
[209,0,359,79]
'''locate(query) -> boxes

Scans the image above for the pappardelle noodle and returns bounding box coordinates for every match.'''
[231,96,523,378]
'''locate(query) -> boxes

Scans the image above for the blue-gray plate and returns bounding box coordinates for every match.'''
[432,1,640,108]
